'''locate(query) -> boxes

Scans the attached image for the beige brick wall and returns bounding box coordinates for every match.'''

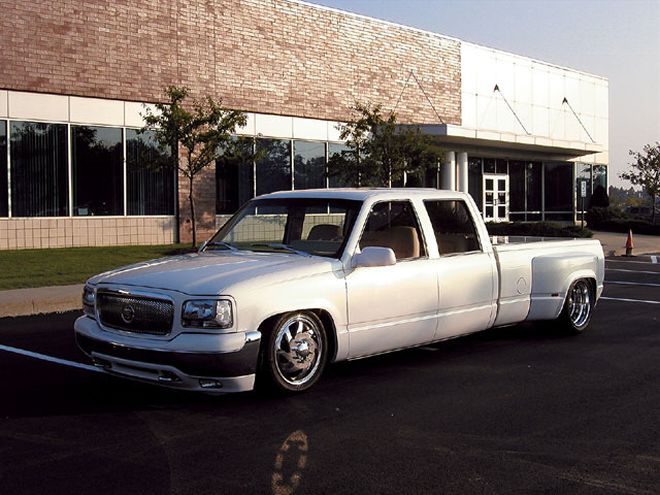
[0,0,461,125]
[0,217,175,250]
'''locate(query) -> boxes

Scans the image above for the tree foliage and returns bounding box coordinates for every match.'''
[328,102,443,187]
[619,142,660,223]
[142,86,247,246]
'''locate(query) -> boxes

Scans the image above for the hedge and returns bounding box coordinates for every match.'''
[485,222,592,238]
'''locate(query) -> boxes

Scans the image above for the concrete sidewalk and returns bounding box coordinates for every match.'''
[0,284,83,318]
[1,230,658,318]
[592,230,660,257]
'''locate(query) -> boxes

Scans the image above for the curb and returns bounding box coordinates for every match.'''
[0,284,83,318]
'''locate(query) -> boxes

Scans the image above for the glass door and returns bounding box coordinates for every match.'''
[482,174,509,222]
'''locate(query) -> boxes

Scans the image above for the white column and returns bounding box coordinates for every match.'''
[441,151,456,191]
[457,151,468,193]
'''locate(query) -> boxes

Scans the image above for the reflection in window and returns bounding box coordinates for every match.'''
[468,157,482,211]
[526,162,542,212]
[328,143,354,187]
[509,161,525,213]
[0,121,7,217]
[126,129,173,215]
[256,138,291,196]
[73,126,123,216]
[544,162,573,212]
[10,121,68,217]
[216,136,255,214]
[294,141,326,190]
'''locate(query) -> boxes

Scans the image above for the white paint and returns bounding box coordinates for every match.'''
[70,96,124,126]
[600,296,660,305]
[0,344,102,373]
[256,114,293,139]
[292,117,328,141]
[606,268,660,275]
[460,43,608,147]
[8,91,69,121]
[606,281,660,288]
[651,256,658,264]
[0,90,7,118]
[124,101,158,128]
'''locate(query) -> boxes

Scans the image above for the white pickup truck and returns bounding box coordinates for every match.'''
[75,189,604,394]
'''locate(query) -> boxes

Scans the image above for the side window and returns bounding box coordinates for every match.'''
[424,200,481,255]
[359,201,426,260]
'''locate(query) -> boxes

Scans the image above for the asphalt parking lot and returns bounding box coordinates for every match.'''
[0,256,659,495]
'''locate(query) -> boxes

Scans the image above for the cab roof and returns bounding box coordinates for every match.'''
[259,188,468,202]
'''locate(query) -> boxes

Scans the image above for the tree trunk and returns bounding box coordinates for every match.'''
[189,174,196,248]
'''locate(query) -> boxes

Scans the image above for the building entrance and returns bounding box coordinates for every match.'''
[483,174,509,222]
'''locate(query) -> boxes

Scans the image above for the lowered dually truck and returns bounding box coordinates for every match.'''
[75,189,604,394]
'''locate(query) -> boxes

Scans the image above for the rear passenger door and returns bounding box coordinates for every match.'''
[423,199,497,339]
[346,200,439,358]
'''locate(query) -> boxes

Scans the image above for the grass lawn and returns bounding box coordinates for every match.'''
[0,244,194,290]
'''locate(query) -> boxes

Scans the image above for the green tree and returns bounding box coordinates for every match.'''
[328,102,443,187]
[142,86,247,247]
[620,142,660,224]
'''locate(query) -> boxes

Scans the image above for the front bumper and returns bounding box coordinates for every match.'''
[74,316,261,393]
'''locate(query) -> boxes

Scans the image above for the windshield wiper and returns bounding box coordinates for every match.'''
[204,241,239,252]
[250,243,311,256]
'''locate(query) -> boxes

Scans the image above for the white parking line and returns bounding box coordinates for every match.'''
[0,344,101,373]
[606,259,656,265]
[600,296,660,305]
[605,268,660,275]
[606,281,660,288]
[652,256,658,264]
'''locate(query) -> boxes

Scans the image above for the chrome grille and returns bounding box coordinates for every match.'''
[97,291,174,336]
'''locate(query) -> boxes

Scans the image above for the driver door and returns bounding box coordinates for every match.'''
[345,200,438,358]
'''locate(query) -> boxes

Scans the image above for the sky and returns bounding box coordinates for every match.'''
[308,0,660,187]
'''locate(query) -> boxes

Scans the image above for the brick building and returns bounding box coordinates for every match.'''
[0,0,608,249]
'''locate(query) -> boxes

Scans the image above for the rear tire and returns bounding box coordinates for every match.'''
[558,279,594,334]
[259,311,328,394]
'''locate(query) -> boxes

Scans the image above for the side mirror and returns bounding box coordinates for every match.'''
[353,246,396,268]
[198,240,209,253]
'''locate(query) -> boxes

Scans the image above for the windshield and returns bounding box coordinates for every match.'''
[205,198,363,258]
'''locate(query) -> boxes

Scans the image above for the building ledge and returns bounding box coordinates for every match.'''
[418,124,604,159]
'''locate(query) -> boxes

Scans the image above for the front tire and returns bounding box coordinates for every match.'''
[558,279,594,334]
[260,311,328,393]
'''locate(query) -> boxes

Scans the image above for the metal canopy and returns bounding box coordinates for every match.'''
[416,124,604,161]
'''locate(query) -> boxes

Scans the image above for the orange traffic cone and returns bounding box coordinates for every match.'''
[625,229,634,257]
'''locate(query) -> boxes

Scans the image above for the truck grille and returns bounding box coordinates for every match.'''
[97,291,174,336]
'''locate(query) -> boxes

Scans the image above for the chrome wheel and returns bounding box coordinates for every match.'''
[272,314,324,387]
[567,279,592,329]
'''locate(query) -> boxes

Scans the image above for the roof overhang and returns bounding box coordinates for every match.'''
[416,124,604,161]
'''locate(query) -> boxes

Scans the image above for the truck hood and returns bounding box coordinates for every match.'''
[89,251,336,295]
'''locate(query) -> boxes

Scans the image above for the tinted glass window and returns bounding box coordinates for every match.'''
[424,200,481,255]
[210,198,361,258]
[526,162,542,212]
[509,161,525,212]
[126,129,173,215]
[360,201,426,260]
[10,121,68,217]
[0,121,7,217]
[256,138,291,196]
[294,141,326,190]
[73,126,123,216]
[216,136,255,214]
[544,162,573,212]
[468,157,482,211]
[328,143,354,187]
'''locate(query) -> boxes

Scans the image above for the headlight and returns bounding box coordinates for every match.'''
[182,300,233,328]
[82,285,96,318]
